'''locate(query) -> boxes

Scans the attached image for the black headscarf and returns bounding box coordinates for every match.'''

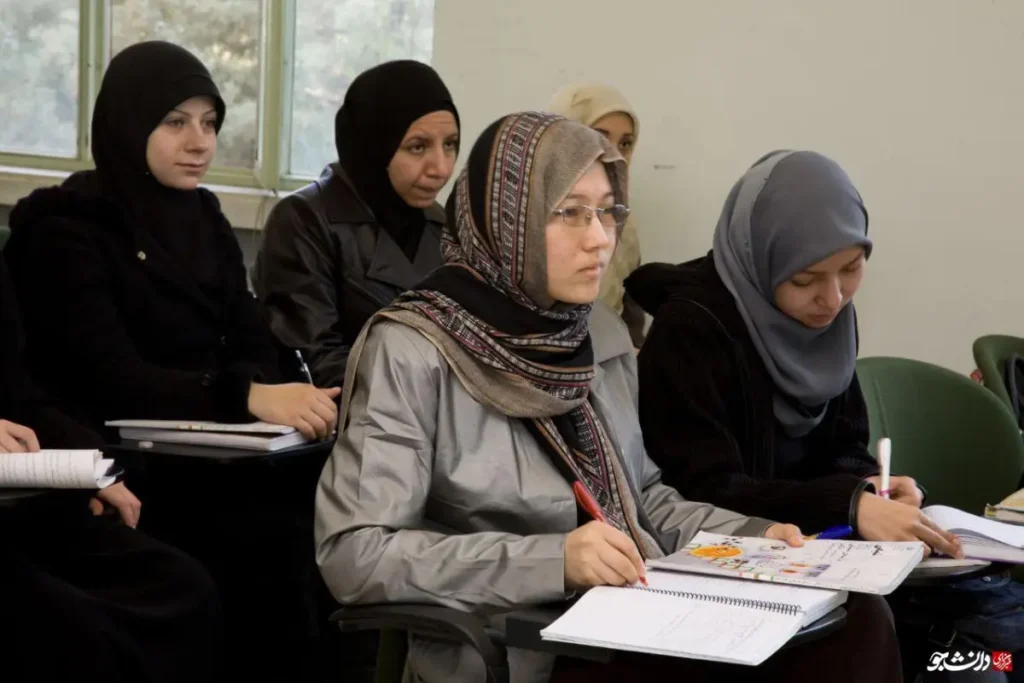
[334,60,459,259]
[92,41,226,285]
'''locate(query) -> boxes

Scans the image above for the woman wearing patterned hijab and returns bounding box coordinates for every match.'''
[315,119,897,683]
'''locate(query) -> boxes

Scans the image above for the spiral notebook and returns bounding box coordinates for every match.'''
[541,571,846,666]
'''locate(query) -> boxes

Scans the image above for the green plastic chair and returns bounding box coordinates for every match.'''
[857,356,1024,514]
[973,334,1024,416]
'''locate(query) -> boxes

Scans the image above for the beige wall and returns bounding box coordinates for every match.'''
[434,0,1024,372]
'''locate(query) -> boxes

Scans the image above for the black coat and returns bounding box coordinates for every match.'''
[5,171,281,433]
[626,254,877,533]
[252,163,443,387]
[0,257,102,448]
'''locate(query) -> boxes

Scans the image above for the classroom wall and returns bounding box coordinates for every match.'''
[434,0,1024,373]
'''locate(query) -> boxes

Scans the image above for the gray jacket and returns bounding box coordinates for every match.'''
[315,303,774,683]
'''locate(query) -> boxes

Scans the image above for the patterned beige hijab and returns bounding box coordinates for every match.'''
[341,112,662,558]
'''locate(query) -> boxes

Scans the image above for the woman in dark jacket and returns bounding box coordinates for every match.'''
[5,41,339,680]
[253,60,459,388]
[626,150,962,553]
[0,256,220,683]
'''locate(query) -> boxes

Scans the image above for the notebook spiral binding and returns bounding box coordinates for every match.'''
[629,585,801,616]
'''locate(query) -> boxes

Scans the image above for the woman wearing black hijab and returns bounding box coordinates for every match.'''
[0,256,220,683]
[6,41,340,680]
[253,60,460,389]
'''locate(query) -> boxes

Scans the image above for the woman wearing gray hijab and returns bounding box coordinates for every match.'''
[624,150,963,554]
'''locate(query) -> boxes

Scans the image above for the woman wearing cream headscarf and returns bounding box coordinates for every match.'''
[547,83,646,346]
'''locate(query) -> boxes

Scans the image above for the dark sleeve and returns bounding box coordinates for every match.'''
[253,196,349,388]
[637,299,867,533]
[621,291,647,348]
[806,374,879,479]
[211,209,283,384]
[0,258,103,448]
[7,220,254,423]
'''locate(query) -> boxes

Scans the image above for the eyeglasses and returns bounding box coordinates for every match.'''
[552,204,631,229]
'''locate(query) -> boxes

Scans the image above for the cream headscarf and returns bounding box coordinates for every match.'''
[546,84,641,318]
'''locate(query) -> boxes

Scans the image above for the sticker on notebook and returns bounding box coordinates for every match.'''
[689,544,743,560]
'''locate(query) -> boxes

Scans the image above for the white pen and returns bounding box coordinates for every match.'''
[294,349,314,385]
[878,437,892,500]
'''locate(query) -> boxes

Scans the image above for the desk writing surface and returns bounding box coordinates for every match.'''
[0,488,47,505]
[105,438,334,462]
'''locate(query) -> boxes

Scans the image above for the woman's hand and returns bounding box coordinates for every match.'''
[89,482,142,528]
[857,492,963,558]
[247,383,342,440]
[864,475,923,508]
[0,420,40,453]
[564,521,647,590]
[764,523,805,547]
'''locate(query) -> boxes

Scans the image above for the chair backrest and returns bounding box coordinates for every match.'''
[972,335,1024,415]
[857,356,1024,513]
[0,225,9,251]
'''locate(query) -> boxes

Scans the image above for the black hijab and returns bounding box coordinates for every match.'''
[334,60,459,259]
[92,41,226,286]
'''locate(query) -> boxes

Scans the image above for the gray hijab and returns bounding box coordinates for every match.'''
[713,151,872,438]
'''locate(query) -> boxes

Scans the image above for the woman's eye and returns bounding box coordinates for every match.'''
[790,279,813,288]
[562,207,583,220]
[407,143,426,154]
[444,140,459,152]
[620,140,633,150]
[165,119,185,128]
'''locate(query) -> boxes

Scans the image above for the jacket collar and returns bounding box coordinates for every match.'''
[366,221,443,292]
[589,301,634,392]
[317,163,446,226]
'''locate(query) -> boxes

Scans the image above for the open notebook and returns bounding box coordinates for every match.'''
[541,570,846,666]
[105,420,309,452]
[647,531,924,595]
[0,450,117,489]
[925,504,1024,563]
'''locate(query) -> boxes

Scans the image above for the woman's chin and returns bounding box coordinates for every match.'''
[551,285,600,306]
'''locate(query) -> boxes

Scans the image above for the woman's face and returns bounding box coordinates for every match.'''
[146,95,218,190]
[591,112,636,165]
[387,110,460,208]
[774,246,866,328]
[545,162,619,305]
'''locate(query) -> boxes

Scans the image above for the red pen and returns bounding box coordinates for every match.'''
[572,481,649,587]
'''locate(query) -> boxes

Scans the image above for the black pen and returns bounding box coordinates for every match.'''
[295,349,314,385]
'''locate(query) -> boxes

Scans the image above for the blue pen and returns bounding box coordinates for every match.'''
[807,525,854,540]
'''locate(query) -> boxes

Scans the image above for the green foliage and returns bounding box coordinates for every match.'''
[289,0,433,176]
[0,0,79,157]
[0,0,433,179]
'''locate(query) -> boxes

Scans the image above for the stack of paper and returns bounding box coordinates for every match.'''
[106,420,309,452]
[0,450,117,489]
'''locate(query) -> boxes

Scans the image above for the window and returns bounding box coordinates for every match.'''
[110,0,262,169]
[287,0,434,177]
[0,0,436,202]
[0,0,80,158]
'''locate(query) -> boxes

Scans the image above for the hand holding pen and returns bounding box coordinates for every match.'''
[564,481,649,590]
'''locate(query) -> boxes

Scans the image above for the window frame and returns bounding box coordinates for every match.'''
[0,0,319,226]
